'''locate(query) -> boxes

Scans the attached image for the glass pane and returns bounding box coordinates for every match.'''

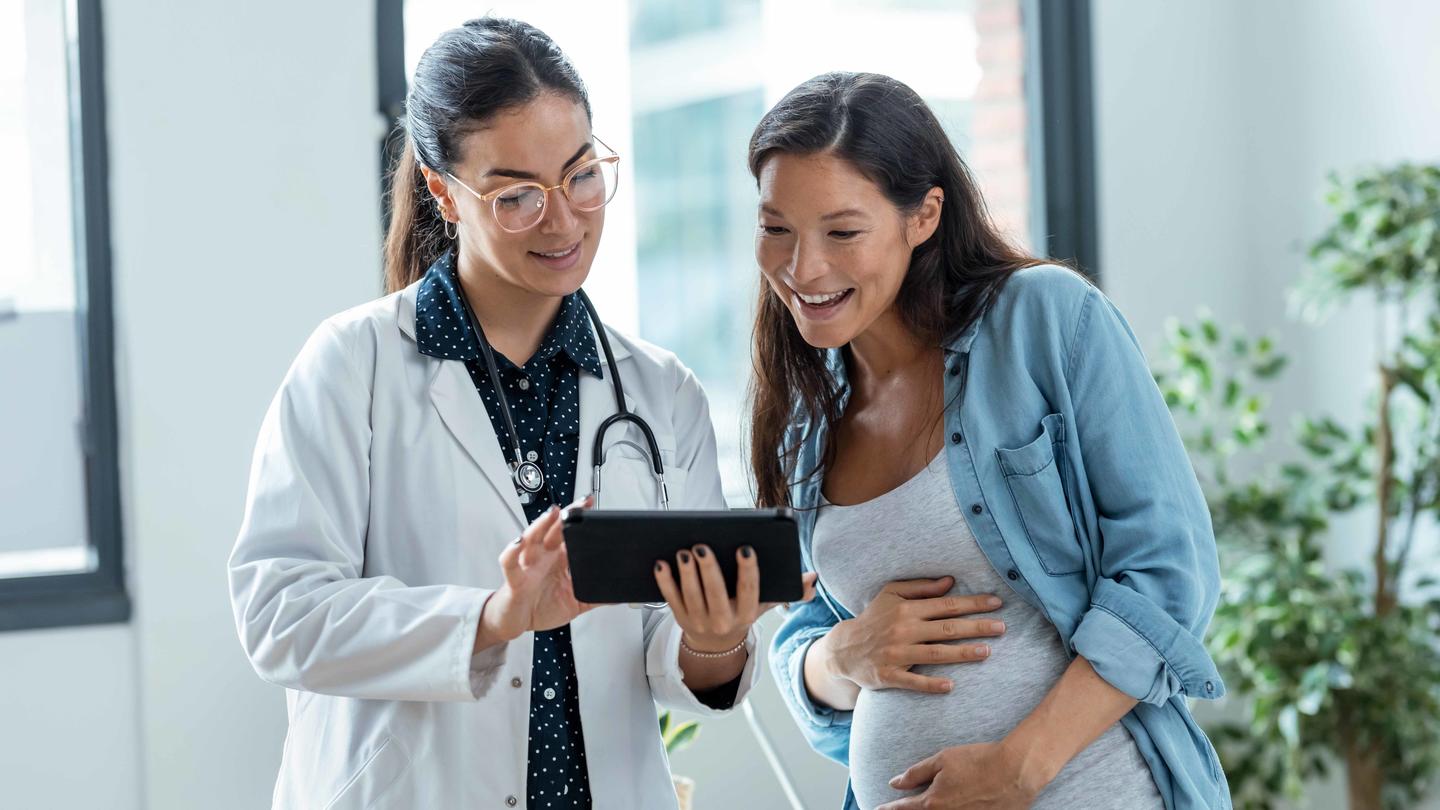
[0,0,95,578]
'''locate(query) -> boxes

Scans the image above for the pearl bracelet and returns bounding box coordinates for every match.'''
[680,636,747,659]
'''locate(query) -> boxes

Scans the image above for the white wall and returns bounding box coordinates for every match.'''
[1092,0,1440,806]
[0,0,382,806]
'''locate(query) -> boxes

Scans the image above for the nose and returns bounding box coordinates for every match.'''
[537,187,579,234]
[789,237,827,286]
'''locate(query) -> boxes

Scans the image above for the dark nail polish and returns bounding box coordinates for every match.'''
[741,546,754,558]
[679,551,691,564]
[695,546,708,558]
[655,562,664,572]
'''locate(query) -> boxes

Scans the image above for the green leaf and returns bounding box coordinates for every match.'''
[665,721,700,755]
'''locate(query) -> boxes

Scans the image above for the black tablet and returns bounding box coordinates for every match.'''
[562,507,803,604]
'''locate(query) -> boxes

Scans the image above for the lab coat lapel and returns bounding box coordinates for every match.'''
[428,358,527,531]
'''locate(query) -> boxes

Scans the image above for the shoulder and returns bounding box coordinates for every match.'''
[977,263,1102,357]
[604,326,702,393]
[290,291,406,383]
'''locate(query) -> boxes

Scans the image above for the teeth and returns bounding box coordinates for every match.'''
[796,289,849,305]
[536,245,578,258]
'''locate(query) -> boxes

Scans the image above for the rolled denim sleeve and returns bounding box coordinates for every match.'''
[770,594,852,766]
[1065,286,1226,705]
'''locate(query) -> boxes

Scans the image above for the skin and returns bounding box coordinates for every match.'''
[433,94,813,690]
[756,152,1138,807]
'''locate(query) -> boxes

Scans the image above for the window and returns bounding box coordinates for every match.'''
[387,0,1094,501]
[0,0,127,631]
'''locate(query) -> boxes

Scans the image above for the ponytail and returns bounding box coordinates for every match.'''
[384,133,449,293]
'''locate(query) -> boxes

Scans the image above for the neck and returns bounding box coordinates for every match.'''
[455,248,564,366]
[846,308,934,393]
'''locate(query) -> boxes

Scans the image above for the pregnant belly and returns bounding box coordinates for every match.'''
[848,653,1068,810]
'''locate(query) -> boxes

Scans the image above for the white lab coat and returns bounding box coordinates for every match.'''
[228,281,759,810]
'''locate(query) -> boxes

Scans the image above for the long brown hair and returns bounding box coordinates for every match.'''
[382,18,591,293]
[747,72,1046,507]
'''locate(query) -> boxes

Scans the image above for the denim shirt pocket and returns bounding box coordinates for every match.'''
[995,413,1085,576]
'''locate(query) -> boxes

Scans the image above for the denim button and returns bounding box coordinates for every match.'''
[1205,681,1216,694]
[1007,569,1020,581]
[971,504,983,515]
[951,432,963,444]
[949,365,960,376]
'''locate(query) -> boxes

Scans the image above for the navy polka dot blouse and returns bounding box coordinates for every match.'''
[416,251,599,809]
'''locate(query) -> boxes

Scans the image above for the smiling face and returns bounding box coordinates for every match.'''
[423,93,603,300]
[755,151,943,349]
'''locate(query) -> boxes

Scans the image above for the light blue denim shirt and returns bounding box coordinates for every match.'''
[770,265,1231,810]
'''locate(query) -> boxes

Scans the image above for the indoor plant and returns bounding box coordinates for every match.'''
[1152,164,1440,809]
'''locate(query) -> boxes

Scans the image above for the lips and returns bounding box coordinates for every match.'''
[528,241,582,271]
[789,285,855,320]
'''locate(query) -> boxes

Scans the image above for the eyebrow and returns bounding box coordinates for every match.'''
[484,142,594,180]
[760,205,868,222]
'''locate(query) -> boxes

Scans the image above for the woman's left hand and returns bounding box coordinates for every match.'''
[877,741,1047,810]
[653,544,817,653]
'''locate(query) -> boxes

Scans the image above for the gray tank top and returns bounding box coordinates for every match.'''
[811,452,1163,810]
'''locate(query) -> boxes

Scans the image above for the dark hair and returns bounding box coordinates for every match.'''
[747,71,1047,507]
[383,17,591,293]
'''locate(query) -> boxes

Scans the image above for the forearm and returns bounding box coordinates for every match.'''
[802,631,862,711]
[1001,655,1138,789]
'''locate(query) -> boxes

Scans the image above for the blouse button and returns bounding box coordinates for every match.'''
[518,378,531,391]
[526,450,539,462]
[511,677,523,689]
[544,687,557,700]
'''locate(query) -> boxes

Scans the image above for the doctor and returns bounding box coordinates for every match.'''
[228,17,807,810]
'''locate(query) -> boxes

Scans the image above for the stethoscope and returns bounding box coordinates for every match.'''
[455,285,671,510]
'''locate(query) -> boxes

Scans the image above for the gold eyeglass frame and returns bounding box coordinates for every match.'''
[446,136,621,234]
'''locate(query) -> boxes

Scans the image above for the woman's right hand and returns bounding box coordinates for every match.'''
[474,497,595,652]
[821,576,1006,695]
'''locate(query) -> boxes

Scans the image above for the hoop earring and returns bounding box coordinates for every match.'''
[443,217,457,241]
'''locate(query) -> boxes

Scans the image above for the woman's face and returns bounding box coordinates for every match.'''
[426,93,604,299]
[755,152,941,349]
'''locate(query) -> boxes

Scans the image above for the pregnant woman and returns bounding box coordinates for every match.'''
[752,73,1230,809]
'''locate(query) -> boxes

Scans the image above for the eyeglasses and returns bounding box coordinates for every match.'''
[447,137,621,233]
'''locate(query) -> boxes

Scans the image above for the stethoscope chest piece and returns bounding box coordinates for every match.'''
[513,460,546,499]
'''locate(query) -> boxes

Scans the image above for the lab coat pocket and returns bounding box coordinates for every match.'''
[324,737,411,810]
[995,413,1084,576]
[594,442,683,510]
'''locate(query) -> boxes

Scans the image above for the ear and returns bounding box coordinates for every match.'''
[419,164,457,223]
[906,187,944,247]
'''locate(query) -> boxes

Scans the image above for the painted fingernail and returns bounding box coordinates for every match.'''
[741,546,754,558]
[694,546,709,558]
[655,562,664,572]
[679,551,691,564]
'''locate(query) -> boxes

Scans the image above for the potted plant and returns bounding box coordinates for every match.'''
[1152,164,1440,809]
[659,710,702,810]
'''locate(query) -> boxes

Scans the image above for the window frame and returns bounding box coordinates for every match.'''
[0,0,130,633]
